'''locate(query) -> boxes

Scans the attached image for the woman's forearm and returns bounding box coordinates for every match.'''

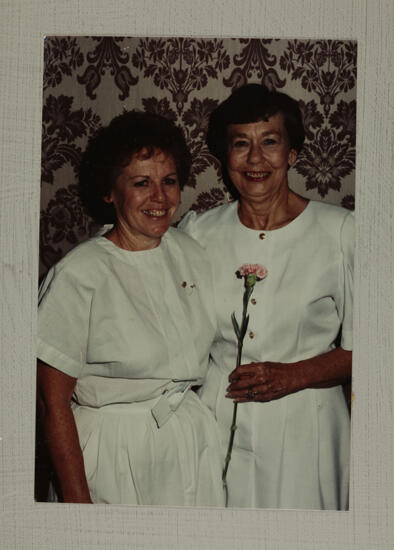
[39,405,92,503]
[37,361,92,503]
[296,347,352,390]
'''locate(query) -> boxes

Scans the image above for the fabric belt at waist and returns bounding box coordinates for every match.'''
[151,378,203,428]
[74,377,203,428]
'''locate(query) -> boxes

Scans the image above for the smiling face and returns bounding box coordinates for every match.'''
[226,113,298,204]
[105,148,180,250]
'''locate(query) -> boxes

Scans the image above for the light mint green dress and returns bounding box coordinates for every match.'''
[38,228,225,506]
[180,200,353,510]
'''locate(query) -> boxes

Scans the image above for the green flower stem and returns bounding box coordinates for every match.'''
[222,402,238,503]
[222,281,255,506]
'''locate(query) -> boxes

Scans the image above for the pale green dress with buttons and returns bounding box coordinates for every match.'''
[180,200,353,510]
[38,228,225,506]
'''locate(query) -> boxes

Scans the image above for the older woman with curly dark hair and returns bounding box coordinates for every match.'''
[180,84,353,510]
[37,111,224,506]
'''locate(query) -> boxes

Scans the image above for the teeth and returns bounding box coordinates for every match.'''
[245,171,269,178]
[142,209,167,217]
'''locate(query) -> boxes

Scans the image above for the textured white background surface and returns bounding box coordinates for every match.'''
[0,1,393,549]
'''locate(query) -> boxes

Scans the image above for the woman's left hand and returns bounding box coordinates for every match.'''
[226,361,299,402]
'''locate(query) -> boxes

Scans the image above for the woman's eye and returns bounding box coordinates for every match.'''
[164,177,178,185]
[232,140,249,148]
[133,179,149,187]
[263,138,277,146]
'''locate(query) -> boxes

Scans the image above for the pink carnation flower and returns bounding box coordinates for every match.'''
[236,263,268,280]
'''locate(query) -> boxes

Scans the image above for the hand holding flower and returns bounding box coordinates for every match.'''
[226,361,300,402]
[226,348,353,402]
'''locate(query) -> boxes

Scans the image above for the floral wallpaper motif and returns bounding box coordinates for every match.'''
[296,126,356,197]
[43,37,84,91]
[40,37,356,277]
[132,38,230,112]
[40,92,102,269]
[77,37,139,100]
[279,40,357,114]
[224,39,286,90]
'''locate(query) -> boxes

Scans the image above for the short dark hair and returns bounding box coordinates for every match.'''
[79,111,192,224]
[207,84,305,198]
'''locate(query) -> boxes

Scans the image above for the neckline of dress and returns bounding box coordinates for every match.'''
[93,229,167,262]
[233,199,313,238]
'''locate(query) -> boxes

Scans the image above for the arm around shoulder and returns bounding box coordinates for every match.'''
[339,210,354,351]
[177,209,198,238]
[340,210,355,269]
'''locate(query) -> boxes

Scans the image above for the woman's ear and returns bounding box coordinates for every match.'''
[103,194,113,204]
[288,149,297,167]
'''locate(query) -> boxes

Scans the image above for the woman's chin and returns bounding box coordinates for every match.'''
[146,222,173,239]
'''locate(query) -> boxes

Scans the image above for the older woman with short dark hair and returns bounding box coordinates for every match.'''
[37,111,224,506]
[180,84,353,510]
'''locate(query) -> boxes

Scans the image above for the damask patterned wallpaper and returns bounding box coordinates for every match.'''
[40,37,356,276]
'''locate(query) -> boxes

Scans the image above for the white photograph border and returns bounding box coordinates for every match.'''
[1,1,393,549]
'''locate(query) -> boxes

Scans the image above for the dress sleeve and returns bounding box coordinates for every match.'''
[37,263,91,378]
[339,211,354,350]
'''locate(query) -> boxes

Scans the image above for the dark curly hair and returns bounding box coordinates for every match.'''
[207,84,305,198]
[79,110,192,224]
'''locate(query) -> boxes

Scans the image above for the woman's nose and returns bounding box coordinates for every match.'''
[151,183,166,202]
[247,143,264,164]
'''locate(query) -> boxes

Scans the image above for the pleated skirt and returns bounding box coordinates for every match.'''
[74,390,225,506]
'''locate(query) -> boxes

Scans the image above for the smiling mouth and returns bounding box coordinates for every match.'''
[244,171,271,180]
[141,209,168,217]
